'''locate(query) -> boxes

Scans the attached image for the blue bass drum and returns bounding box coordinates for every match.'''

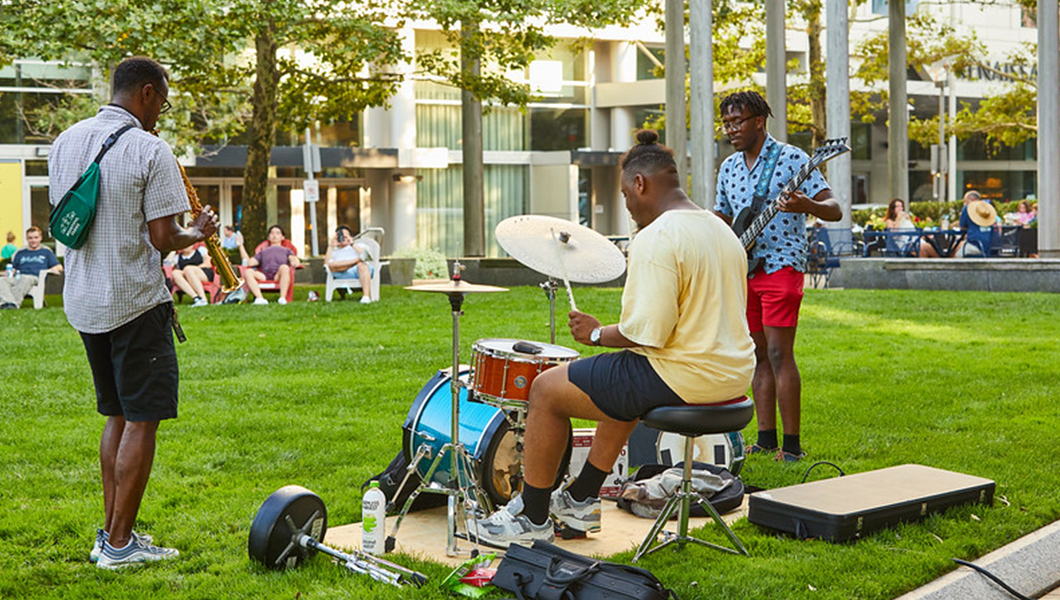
[402,367,571,506]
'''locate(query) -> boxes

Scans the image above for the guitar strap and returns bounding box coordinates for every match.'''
[749,141,784,215]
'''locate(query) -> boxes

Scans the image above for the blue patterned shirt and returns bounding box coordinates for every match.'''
[715,135,830,274]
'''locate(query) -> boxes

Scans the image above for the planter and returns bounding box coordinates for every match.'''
[386,257,416,286]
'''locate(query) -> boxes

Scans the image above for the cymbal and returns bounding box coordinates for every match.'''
[495,215,626,284]
[405,280,509,294]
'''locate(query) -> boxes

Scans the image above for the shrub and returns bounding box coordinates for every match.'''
[393,246,448,279]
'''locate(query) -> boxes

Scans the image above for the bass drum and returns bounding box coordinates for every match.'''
[655,431,746,477]
[402,367,571,506]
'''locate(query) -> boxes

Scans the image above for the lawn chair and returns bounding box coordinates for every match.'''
[325,227,388,302]
[242,239,303,303]
[807,227,862,288]
[27,270,50,309]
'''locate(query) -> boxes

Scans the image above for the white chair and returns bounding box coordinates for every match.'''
[325,228,389,302]
[28,270,49,309]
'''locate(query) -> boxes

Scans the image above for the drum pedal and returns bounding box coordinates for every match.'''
[554,524,588,540]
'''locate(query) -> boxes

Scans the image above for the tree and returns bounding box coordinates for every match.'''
[404,0,647,256]
[9,0,405,247]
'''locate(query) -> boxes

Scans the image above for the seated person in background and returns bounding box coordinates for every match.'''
[220,224,243,251]
[170,243,214,307]
[325,225,373,304]
[1,231,16,260]
[957,198,999,256]
[1015,200,1036,226]
[240,224,300,305]
[0,226,62,309]
[884,198,915,231]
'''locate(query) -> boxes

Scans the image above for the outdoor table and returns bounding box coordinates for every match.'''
[919,229,967,258]
[862,229,922,257]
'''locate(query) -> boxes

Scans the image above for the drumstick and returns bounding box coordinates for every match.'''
[551,228,578,312]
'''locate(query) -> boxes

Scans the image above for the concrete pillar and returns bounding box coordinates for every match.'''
[689,0,713,208]
[590,42,612,151]
[888,0,909,203]
[390,27,419,255]
[611,42,638,151]
[826,0,851,228]
[1038,0,1059,257]
[665,0,688,185]
[766,0,787,142]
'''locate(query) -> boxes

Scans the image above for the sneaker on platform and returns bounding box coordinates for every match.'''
[91,529,154,563]
[253,297,268,305]
[468,501,553,549]
[550,489,601,535]
[96,536,178,569]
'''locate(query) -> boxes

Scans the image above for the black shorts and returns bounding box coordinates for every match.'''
[567,351,685,422]
[80,302,180,422]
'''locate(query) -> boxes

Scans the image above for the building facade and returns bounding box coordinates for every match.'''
[0,0,1040,255]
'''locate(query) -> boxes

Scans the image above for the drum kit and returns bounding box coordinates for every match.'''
[385,215,627,556]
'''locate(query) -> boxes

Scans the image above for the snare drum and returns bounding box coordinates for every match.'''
[403,367,572,505]
[471,339,580,408]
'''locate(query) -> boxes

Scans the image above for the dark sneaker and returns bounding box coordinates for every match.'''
[746,443,779,456]
[96,536,178,569]
[550,489,601,536]
[468,497,553,549]
[90,529,153,563]
[776,450,807,463]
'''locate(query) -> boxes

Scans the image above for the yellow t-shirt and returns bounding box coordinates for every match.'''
[619,210,755,403]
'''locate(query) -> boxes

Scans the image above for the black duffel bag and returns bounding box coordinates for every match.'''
[492,540,678,600]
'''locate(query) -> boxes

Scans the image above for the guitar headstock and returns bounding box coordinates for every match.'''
[810,138,852,163]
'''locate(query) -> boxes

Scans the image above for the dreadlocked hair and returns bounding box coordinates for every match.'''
[720,90,773,119]
[620,130,677,178]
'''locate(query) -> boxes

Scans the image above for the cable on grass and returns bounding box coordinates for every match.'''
[951,558,1033,600]
[800,461,845,484]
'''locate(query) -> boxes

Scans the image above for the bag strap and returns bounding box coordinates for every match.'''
[92,124,137,164]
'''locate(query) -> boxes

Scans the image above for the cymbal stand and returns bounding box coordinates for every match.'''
[538,278,560,345]
[386,261,491,557]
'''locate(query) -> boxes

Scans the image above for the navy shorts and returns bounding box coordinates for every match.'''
[80,302,180,422]
[567,351,685,422]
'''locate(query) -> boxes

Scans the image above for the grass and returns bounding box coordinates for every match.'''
[0,286,1057,599]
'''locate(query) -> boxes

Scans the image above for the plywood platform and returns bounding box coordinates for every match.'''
[327,498,747,566]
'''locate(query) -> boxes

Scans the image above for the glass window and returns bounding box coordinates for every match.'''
[30,186,52,243]
[530,108,587,151]
[637,46,665,80]
[851,122,872,160]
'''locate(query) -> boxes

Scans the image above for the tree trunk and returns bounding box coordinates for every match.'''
[461,22,485,258]
[806,0,826,147]
[243,23,279,249]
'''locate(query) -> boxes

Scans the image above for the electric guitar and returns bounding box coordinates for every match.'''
[731,138,851,274]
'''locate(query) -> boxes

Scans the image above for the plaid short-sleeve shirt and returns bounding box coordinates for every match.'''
[49,105,189,333]
[715,135,830,274]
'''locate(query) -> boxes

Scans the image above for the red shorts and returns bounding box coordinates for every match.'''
[746,266,804,332]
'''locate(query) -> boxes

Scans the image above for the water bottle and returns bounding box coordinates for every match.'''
[4,264,11,279]
[361,481,386,555]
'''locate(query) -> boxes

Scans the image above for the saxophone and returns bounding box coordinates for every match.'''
[174,161,244,293]
[152,129,244,294]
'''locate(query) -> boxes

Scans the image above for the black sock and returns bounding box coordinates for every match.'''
[782,434,802,456]
[756,429,778,450]
[521,483,551,525]
[566,462,609,502]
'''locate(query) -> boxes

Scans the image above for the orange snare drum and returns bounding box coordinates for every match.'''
[471,339,580,407]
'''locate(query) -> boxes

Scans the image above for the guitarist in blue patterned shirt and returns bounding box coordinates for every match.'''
[714,91,842,463]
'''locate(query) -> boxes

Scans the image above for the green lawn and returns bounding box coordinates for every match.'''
[1,286,1057,599]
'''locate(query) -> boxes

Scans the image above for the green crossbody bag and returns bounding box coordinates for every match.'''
[50,124,136,249]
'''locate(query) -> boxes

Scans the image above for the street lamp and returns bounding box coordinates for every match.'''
[925,56,957,202]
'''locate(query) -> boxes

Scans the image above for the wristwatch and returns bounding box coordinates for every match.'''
[590,327,603,346]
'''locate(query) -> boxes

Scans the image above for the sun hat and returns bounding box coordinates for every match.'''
[968,200,997,227]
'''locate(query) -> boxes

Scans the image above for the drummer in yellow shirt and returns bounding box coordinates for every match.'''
[470,130,756,548]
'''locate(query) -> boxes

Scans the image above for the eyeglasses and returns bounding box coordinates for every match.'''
[720,116,754,132]
[158,91,172,115]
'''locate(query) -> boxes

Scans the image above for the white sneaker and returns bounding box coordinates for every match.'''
[96,535,178,569]
[550,489,602,535]
[91,529,153,563]
[468,497,553,549]
[191,296,208,307]
[360,296,372,304]
[253,297,268,305]
[278,297,288,305]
